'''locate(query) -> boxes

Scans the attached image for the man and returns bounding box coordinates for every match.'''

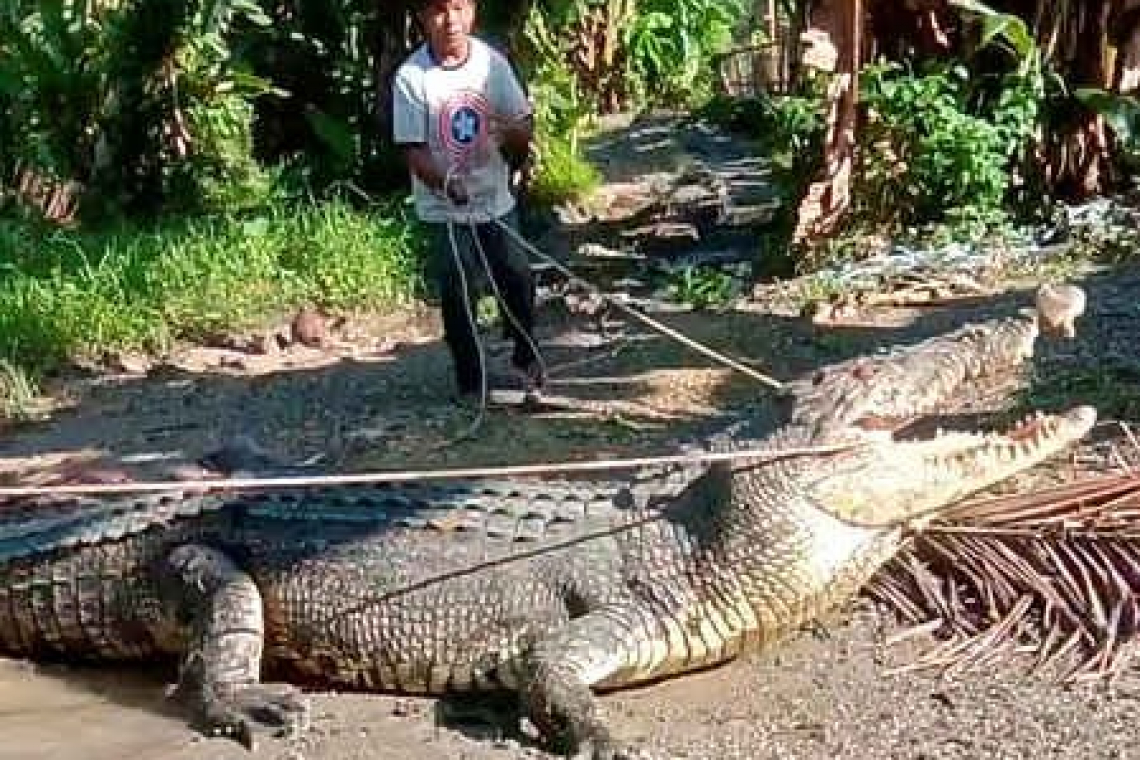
[392,0,544,404]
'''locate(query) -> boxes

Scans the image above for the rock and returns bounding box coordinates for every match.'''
[553,202,592,226]
[563,290,610,318]
[658,248,753,271]
[575,242,644,261]
[291,307,328,348]
[722,198,780,226]
[106,350,152,375]
[669,181,721,208]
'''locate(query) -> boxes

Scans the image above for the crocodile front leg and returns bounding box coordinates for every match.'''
[162,544,308,747]
[518,606,658,760]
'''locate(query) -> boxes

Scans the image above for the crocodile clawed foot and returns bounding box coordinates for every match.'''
[192,682,309,749]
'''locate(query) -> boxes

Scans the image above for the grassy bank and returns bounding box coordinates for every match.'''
[0,200,425,376]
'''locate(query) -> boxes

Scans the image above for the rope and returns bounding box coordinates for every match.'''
[426,160,545,449]
[492,218,784,390]
[0,442,864,498]
[440,136,785,406]
[469,215,547,392]
[430,210,488,447]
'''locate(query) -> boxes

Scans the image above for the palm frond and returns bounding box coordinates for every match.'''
[867,459,1140,684]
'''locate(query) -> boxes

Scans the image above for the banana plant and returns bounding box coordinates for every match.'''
[0,0,112,185]
[623,0,747,103]
[1,0,287,218]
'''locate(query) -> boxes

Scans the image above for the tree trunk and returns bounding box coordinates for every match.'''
[1059,0,1114,198]
[793,0,862,241]
[371,13,407,151]
[1111,3,1140,92]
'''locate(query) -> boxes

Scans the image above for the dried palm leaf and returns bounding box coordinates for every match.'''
[867,465,1140,684]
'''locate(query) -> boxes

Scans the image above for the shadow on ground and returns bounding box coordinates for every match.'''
[2,262,1132,488]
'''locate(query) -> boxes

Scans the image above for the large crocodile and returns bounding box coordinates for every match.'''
[0,284,1093,759]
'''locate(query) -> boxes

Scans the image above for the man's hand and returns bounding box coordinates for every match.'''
[402,145,470,206]
[443,174,469,206]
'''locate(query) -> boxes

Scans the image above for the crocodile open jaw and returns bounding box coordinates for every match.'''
[804,406,1098,527]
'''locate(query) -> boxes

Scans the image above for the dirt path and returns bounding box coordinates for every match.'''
[3,113,1140,760]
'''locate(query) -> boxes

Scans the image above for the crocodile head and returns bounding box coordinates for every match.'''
[797,405,1097,528]
[785,283,1088,437]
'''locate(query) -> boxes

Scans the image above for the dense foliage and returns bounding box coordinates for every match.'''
[0,0,282,219]
[0,199,422,370]
[854,4,1054,232]
[850,0,1139,238]
[0,0,751,223]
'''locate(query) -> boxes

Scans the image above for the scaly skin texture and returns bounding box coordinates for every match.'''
[782,283,1087,436]
[0,285,1094,759]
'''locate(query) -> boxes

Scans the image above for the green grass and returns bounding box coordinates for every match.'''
[528,133,603,207]
[0,200,425,374]
[0,358,46,423]
[659,265,741,310]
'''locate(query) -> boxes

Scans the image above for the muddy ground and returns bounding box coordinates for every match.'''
[3,113,1140,760]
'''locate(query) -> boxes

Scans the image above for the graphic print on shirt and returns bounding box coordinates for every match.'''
[438,89,492,170]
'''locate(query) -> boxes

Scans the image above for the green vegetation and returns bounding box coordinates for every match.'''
[0,0,753,222]
[621,0,747,106]
[520,0,749,113]
[854,3,1052,236]
[518,0,750,206]
[0,0,284,220]
[0,359,44,423]
[0,0,759,407]
[518,6,602,207]
[660,265,741,310]
[0,201,422,373]
[700,92,825,198]
[527,136,603,207]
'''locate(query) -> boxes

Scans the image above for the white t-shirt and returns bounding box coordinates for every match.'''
[392,37,532,223]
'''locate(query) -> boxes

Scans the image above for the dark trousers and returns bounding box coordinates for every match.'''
[427,210,538,394]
